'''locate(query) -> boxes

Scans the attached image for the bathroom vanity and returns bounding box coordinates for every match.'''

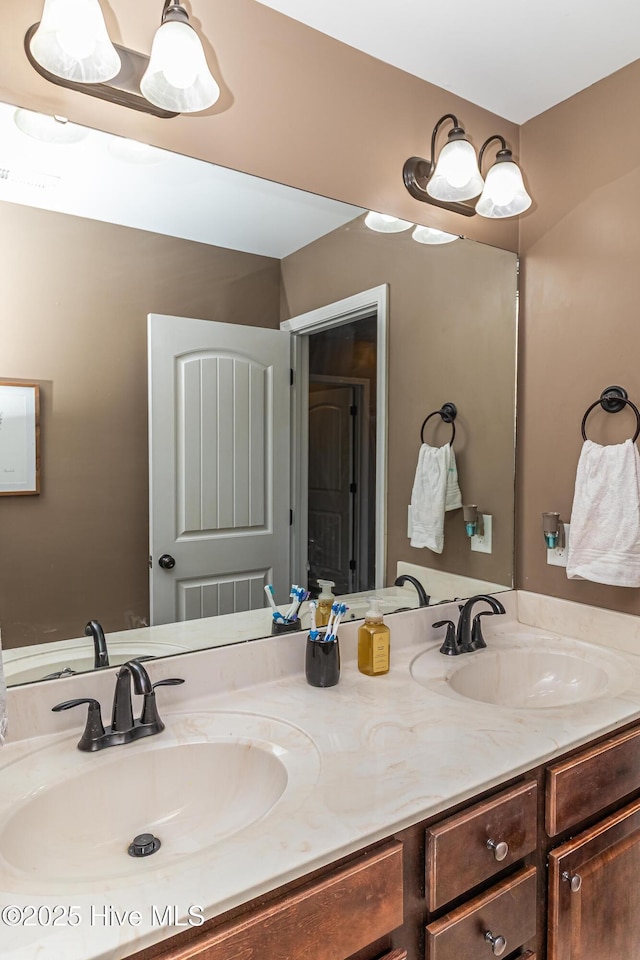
[2,591,640,960]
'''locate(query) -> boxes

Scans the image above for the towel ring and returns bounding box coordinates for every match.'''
[420,402,457,446]
[581,386,640,442]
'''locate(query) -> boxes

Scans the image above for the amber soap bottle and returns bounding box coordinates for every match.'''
[358,598,390,676]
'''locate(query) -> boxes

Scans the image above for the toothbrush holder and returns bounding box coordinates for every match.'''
[305,635,340,687]
[272,617,302,636]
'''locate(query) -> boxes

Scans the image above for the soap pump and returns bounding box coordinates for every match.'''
[358,598,390,676]
[316,580,336,628]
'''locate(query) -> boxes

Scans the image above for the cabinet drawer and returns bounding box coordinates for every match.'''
[546,726,640,836]
[142,841,403,960]
[426,780,537,910]
[425,865,537,960]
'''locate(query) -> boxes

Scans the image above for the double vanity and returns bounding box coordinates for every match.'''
[2,590,640,960]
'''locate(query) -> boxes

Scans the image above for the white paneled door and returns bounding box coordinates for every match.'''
[148,314,291,625]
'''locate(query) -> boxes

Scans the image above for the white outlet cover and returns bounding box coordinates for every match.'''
[471,514,492,554]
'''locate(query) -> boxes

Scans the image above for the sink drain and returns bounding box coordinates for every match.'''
[128,833,161,858]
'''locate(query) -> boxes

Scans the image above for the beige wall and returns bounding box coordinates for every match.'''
[282,218,517,587]
[517,59,640,613]
[0,0,519,252]
[0,202,281,648]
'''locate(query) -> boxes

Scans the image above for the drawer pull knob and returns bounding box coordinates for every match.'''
[562,871,582,892]
[484,931,507,956]
[486,838,509,861]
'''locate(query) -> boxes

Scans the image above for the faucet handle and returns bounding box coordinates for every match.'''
[140,678,185,727]
[152,678,185,690]
[434,620,459,656]
[51,698,106,751]
[471,610,494,650]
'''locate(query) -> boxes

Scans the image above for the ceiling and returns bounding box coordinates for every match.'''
[254,0,640,124]
[0,102,363,257]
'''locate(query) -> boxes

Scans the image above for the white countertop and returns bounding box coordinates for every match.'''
[2,590,640,960]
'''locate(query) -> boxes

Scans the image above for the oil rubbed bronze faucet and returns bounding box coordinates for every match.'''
[435,594,506,656]
[52,660,184,751]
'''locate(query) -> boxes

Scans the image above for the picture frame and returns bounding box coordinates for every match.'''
[0,381,41,496]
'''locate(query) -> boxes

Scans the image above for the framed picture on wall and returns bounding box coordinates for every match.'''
[0,381,40,496]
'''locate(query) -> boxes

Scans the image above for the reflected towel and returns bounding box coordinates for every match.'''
[0,629,6,746]
[566,439,640,587]
[410,443,462,554]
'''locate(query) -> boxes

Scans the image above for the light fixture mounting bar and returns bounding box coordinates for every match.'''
[402,157,476,217]
[24,23,178,119]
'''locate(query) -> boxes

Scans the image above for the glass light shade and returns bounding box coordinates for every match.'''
[14,108,88,144]
[412,226,458,245]
[475,160,532,218]
[140,20,220,113]
[427,138,484,202]
[364,211,413,233]
[29,0,121,84]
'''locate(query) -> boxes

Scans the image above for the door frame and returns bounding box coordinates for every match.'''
[281,284,388,591]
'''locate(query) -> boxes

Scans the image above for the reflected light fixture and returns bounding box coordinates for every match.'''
[412,225,458,245]
[25,0,219,118]
[475,135,532,219]
[14,107,89,144]
[403,114,531,219]
[364,211,413,233]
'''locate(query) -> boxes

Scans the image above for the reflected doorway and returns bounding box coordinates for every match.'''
[307,314,377,595]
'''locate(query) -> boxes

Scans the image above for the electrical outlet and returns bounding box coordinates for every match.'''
[547,523,570,567]
[471,514,492,554]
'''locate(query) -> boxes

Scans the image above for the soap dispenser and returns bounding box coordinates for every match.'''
[316,580,336,628]
[358,598,390,676]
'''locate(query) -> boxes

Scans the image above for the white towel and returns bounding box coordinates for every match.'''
[0,629,6,746]
[410,443,462,553]
[566,439,640,587]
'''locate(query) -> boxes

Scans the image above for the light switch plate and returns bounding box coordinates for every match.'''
[471,514,492,554]
[547,523,570,566]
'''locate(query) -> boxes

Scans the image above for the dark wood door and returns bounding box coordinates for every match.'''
[548,796,640,959]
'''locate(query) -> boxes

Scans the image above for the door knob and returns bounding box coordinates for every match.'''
[158,554,176,570]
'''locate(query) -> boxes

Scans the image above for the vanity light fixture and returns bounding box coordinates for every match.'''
[14,107,89,144]
[403,114,531,219]
[25,0,219,118]
[475,136,532,219]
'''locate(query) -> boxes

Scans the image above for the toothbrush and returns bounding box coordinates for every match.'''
[325,601,340,639]
[264,584,278,614]
[308,600,319,641]
[283,585,300,621]
[327,603,348,642]
[285,586,307,622]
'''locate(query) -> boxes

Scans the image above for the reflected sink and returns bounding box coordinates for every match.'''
[411,634,633,709]
[0,712,320,893]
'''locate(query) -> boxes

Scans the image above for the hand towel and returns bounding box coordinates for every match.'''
[410,443,462,553]
[0,628,6,746]
[566,438,640,587]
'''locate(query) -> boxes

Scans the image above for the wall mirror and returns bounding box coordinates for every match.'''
[0,100,518,687]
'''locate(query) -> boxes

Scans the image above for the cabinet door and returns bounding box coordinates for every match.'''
[548,797,640,960]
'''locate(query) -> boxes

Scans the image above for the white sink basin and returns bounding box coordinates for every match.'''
[411,633,633,709]
[0,712,320,893]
